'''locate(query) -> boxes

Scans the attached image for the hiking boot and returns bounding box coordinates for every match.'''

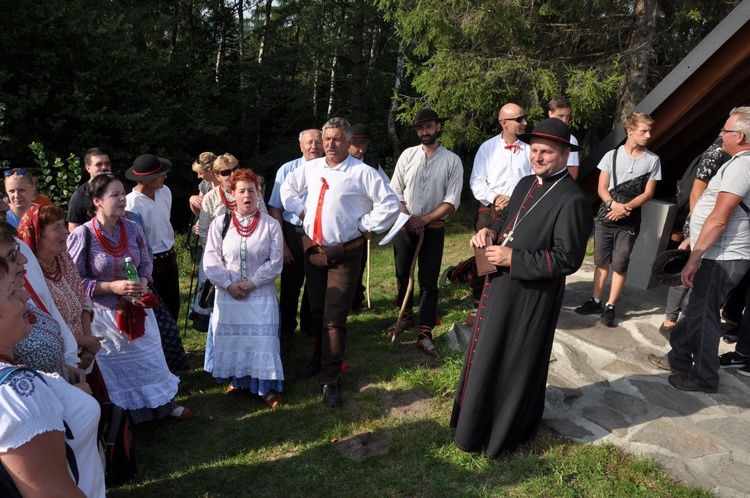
[719,351,750,368]
[322,384,342,407]
[600,304,616,327]
[648,354,672,372]
[575,298,602,315]
[668,374,717,393]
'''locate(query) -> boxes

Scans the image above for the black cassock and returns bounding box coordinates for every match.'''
[450,171,593,458]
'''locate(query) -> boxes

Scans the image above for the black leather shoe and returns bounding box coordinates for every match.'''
[668,374,718,393]
[322,384,342,407]
[297,363,321,378]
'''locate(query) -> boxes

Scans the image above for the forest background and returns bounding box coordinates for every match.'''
[0,0,741,229]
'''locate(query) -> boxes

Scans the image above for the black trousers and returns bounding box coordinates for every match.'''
[279,222,312,337]
[152,249,180,321]
[393,226,445,328]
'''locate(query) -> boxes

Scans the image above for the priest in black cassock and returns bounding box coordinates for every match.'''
[450,118,593,458]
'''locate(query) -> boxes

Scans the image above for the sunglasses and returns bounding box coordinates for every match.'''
[218,166,239,177]
[504,115,526,123]
[3,242,20,263]
[4,168,33,177]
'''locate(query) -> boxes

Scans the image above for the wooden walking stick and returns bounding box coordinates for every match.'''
[391,229,425,347]
[366,238,371,309]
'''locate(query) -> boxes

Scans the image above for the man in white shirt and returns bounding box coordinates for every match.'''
[268,129,323,343]
[547,96,581,179]
[125,154,180,320]
[389,109,463,356]
[470,102,532,229]
[281,118,400,408]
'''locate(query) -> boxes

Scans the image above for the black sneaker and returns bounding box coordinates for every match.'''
[575,298,602,315]
[600,305,616,327]
[322,384,342,407]
[718,351,750,368]
[738,365,750,377]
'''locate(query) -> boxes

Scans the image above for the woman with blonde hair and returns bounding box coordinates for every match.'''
[4,168,36,228]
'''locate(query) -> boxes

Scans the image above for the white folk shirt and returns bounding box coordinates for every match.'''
[280,154,400,246]
[390,145,463,217]
[470,133,532,206]
[126,186,175,254]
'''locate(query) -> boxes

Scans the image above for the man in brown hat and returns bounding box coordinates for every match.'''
[125,154,180,320]
[450,118,592,457]
[388,108,463,355]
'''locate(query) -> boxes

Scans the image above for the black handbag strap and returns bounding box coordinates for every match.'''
[611,145,620,190]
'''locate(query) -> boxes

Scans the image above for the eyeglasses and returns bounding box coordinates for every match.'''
[720,129,741,135]
[3,243,20,263]
[218,166,239,177]
[504,115,526,123]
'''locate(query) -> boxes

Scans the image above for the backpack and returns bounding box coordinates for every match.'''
[99,401,137,486]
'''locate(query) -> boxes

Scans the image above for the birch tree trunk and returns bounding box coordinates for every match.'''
[350,4,364,122]
[388,41,406,161]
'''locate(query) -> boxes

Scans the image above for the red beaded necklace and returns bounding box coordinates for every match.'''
[219,188,236,211]
[232,210,260,238]
[93,218,129,257]
[40,255,63,282]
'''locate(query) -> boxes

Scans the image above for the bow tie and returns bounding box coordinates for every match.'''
[505,144,520,153]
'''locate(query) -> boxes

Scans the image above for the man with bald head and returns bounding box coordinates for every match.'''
[269,129,324,343]
[466,103,532,322]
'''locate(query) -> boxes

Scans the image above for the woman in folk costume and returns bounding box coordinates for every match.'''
[203,168,284,407]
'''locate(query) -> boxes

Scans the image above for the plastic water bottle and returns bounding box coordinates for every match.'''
[124,257,139,282]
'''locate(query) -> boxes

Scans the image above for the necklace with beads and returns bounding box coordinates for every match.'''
[219,188,236,211]
[40,255,63,282]
[93,218,129,257]
[232,210,260,237]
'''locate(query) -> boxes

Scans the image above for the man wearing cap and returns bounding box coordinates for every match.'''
[389,108,463,355]
[450,118,592,457]
[67,147,112,232]
[650,106,750,393]
[268,129,323,343]
[349,123,389,311]
[280,117,400,407]
[125,154,180,320]
[575,111,661,327]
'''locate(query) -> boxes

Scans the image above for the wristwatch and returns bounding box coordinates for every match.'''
[603,199,613,210]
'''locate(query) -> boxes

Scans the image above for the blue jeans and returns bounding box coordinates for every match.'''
[667,259,750,390]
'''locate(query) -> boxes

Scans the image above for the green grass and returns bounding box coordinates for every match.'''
[109,206,711,497]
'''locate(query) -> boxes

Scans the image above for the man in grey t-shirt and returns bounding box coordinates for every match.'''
[650,106,750,393]
[575,112,661,327]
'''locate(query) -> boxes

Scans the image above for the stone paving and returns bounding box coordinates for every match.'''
[449,257,750,498]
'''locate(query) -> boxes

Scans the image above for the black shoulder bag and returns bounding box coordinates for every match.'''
[197,213,232,309]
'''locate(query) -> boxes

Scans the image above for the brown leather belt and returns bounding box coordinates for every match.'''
[311,237,365,254]
[426,220,446,229]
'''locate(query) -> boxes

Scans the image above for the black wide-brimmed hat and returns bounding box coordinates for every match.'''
[652,249,691,286]
[412,108,446,126]
[518,118,583,152]
[351,124,371,145]
[125,154,172,182]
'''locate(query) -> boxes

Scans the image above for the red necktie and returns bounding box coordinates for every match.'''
[312,177,329,245]
[505,144,520,153]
